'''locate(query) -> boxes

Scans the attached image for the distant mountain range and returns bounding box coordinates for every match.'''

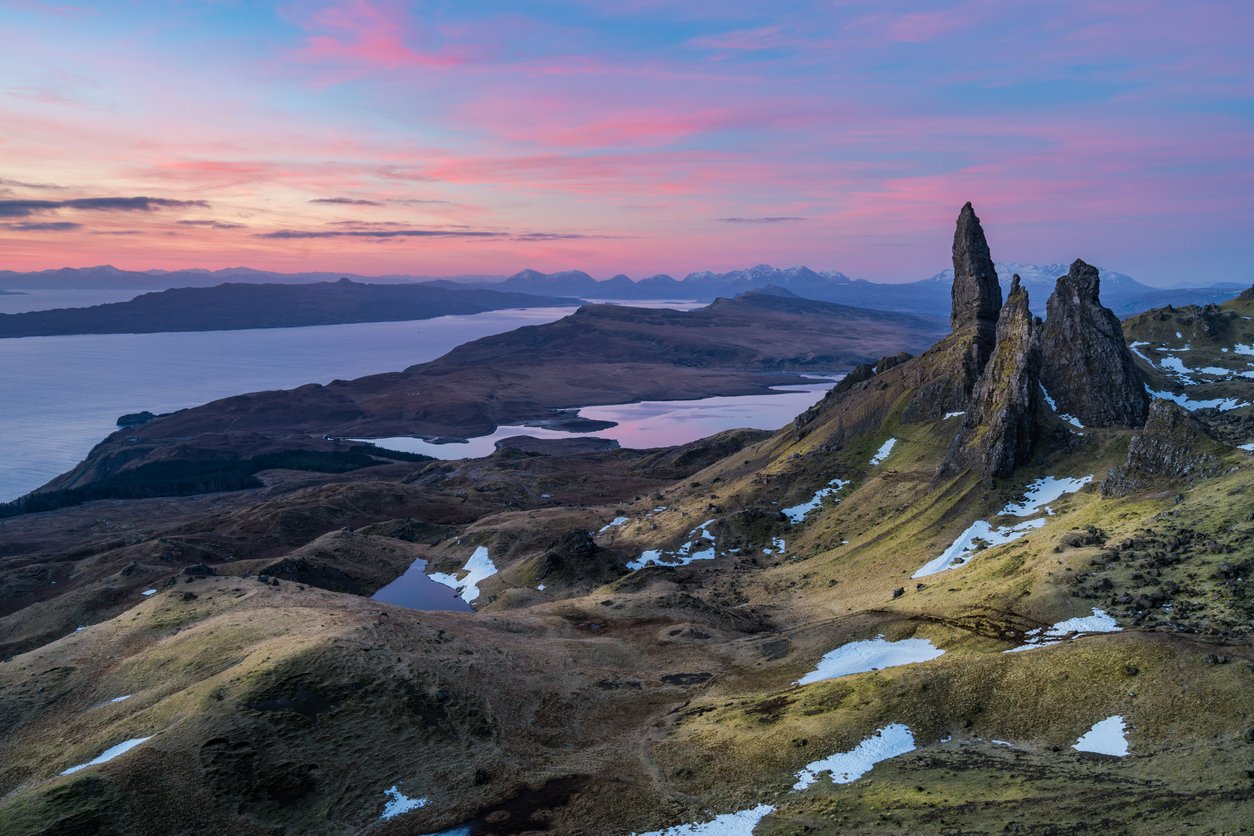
[435,263,1244,316]
[1,262,1244,317]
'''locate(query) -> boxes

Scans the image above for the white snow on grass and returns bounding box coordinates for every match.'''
[913,518,1045,578]
[627,520,720,570]
[1234,342,1254,356]
[869,438,896,466]
[797,636,944,684]
[782,479,849,524]
[762,536,786,556]
[1005,608,1121,652]
[1073,715,1129,757]
[536,583,546,591]
[635,804,777,836]
[913,475,1091,578]
[381,785,429,820]
[61,737,152,775]
[598,516,629,533]
[1002,476,1093,517]
[1128,341,1154,363]
[108,695,132,704]
[1147,386,1248,412]
[428,546,497,603]
[1239,443,1254,452]
[141,588,157,597]
[943,411,965,419]
[793,724,916,790]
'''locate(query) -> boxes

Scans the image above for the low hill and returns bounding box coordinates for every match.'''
[0,279,580,338]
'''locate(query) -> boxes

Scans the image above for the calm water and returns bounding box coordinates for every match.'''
[0,307,579,501]
[371,558,473,612]
[353,381,839,458]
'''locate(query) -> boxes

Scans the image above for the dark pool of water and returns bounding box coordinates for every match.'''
[371,558,473,612]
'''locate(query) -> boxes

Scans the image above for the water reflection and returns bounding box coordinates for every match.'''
[353,379,838,459]
[371,558,473,612]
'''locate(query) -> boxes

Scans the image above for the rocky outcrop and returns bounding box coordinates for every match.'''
[951,202,1003,334]
[1101,399,1223,496]
[828,352,916,398]
[1041,259,1149,427]
[944,276,1044,477]
[949,203,1004,408]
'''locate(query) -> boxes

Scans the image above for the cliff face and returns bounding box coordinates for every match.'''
[1040,260,1149,427]
[945,276,1044,477]
[1101,398,1223,496]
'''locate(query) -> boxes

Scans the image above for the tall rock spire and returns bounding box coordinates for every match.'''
[1040,259,1149,427]
[942,275,1044,477]
[951,202,1002,333]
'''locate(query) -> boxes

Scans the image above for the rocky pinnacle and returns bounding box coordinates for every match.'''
[950,202,1002,333]
[1040,259,1149,427]
[944,275,1044,477]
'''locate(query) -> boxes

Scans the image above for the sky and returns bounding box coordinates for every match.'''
[1,1,1251,286]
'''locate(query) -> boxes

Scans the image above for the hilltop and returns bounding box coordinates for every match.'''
[0,279,581,338]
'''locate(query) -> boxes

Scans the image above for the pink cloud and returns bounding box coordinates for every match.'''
[288,0,470,74]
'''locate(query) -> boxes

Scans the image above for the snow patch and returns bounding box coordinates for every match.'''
[1073,715,1129,757]
[1238,443,1254,452]
[869,438,896,466]
[141,588,157,597]
[1040,386,1084,428]
[428,546,497,603]
[793,724,916,790]
[762,536,786,556]
[598,516,629,533]
[1146,386,1248,412]
[943,411,965,419]
[627,520,720,570]
[381,785,429,820]
[634,804,777,836]
[1002,476,1093,517]
[1005,608,1122,652]
[108,695,132,704]
[61,737,152,775]
[913,518,1045,578]
[797,636,944,684]
[1233,342,1254,356]
[782,479,849,524]
[913,475,1091,578]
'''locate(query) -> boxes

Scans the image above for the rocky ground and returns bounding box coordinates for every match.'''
[0,206,1250,835]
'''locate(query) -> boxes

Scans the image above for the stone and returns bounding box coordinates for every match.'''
[1101,399,1223,496]
[1041,259,1149,427]
[950,202,1002,333]
[943,276,1044,477]
[949,203,1003,403]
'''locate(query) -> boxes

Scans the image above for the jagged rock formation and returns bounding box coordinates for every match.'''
[950,202,1003,334]
[948,202,1003,404]
[1041,259,1149,427]
[1101,399,1223,496]
[944,276,1045,477]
